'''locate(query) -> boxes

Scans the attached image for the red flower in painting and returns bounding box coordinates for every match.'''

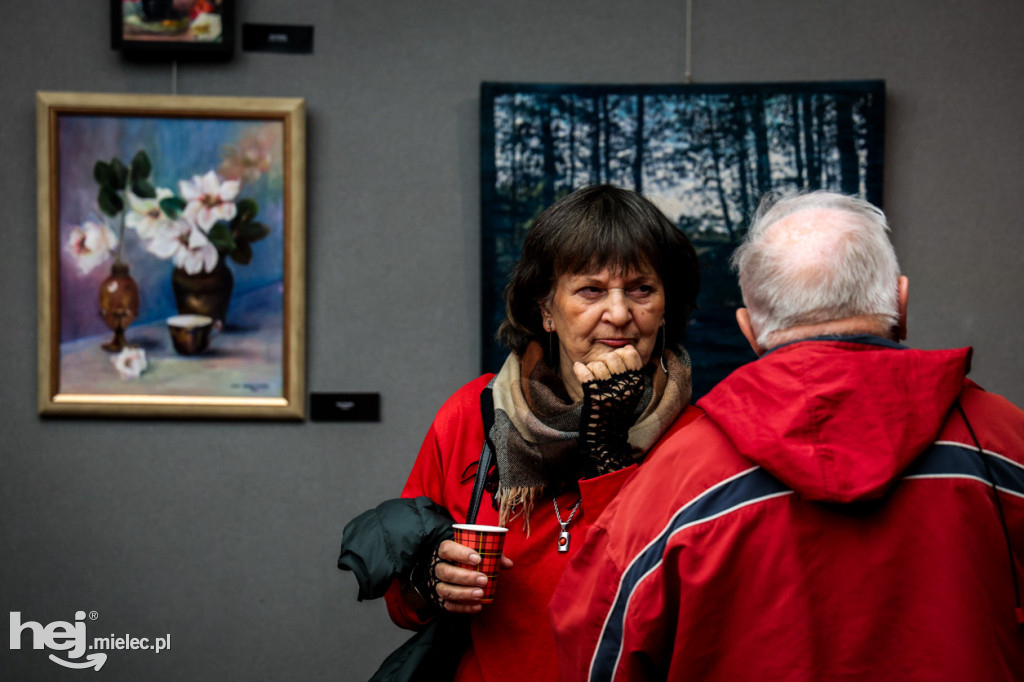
[191,0,215,19]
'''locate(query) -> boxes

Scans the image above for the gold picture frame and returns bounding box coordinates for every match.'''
[37,91,306,419]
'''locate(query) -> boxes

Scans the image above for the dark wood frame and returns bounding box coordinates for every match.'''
[110,0,235,61]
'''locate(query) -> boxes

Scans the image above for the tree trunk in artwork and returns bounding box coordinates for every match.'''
[803,94,821,190]
[730,98,752,219]
[541,97,556,209]
[601,95,611,184]
[706,99,735,239]
[591,95,603,184]
[835,97,860,195]
[751,94,771,192]
[633,94,644,193]
[567,96,576,188]
[510,95,521,241]
[790,94,805,189]
[815,96,829,186]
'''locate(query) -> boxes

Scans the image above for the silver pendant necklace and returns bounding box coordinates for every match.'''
[553,496,582,553]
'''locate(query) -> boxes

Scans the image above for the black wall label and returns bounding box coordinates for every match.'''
[310,393,381,422]
[242,24,314,54]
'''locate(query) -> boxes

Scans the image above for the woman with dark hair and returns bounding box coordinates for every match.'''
[341,185,701,680]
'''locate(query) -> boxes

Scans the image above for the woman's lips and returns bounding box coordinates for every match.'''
[597,339,635,348]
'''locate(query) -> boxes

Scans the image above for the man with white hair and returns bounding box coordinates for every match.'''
[550,190,1024,681]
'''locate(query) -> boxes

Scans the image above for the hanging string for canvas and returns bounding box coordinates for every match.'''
[684,0,693,84]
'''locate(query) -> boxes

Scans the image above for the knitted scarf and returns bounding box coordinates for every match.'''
[486,341,692,528]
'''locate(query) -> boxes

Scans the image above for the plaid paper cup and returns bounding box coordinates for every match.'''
[452,523,508,603]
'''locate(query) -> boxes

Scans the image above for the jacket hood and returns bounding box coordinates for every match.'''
[698,336,971,503]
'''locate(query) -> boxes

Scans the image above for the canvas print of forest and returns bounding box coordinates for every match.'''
[480,80,885,398]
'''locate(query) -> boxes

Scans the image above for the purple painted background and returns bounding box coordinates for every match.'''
[57,114,285,343]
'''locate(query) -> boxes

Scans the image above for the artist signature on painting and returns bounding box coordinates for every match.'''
[232,382,271,393]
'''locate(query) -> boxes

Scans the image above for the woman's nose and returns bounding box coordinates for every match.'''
[603,289,632,326]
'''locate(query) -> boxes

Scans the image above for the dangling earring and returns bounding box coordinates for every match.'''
[545,320,555,365]
[659,324,668,375]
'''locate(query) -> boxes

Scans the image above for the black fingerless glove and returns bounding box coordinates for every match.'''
[579,370,645,478]
[407,539,446,614]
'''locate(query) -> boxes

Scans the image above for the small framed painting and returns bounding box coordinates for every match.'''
[37,91,306,419]
[111,0,235,60]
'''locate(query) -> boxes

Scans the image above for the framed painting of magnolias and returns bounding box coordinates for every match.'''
[37,91,306,419]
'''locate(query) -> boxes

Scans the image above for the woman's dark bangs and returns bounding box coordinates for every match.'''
[556,219,657,277]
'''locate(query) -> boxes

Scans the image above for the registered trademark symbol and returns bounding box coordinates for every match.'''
[89,611,99,620]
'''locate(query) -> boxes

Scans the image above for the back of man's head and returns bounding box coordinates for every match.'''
[731,191,901,349]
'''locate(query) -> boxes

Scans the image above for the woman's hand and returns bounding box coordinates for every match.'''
[424,540,514,614]
[571,345,643,384]
[573,346,646,478]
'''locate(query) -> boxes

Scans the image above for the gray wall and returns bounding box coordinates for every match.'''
[3,1,1022,679]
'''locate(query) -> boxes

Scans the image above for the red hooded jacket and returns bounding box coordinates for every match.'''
[551,336,1024,681]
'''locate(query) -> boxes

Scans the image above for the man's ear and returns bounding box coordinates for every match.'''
[736,308,765,356]
[895,275,909,341]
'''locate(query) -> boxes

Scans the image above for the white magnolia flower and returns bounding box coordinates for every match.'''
[146,219,219,274]
[180,171,239,231]
[174,226,220,275]
[65,220,118,275]
[145,219,192,260]
[190,12,223,42]
[126,187,176,240]
[112,347,147,380]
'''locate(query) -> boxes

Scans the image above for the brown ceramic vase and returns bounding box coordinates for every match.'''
[98,261,140,352]
[171,260,234,324]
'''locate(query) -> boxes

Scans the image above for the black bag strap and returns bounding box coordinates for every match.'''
[466,385,496,524]
[364,386,497,681]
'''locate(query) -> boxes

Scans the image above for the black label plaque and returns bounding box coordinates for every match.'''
[242,23,314,54]
[310,393,381,422]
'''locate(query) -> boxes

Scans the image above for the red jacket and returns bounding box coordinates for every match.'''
[388,373,666,681]
[551,336,1024,681]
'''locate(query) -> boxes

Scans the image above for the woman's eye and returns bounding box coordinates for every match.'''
[577,286,603,297]
[629,285,654,297]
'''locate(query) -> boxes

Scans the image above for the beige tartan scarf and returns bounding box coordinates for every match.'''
[487,341,692,529]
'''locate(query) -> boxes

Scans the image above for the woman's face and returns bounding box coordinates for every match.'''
[541,265,665,396]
